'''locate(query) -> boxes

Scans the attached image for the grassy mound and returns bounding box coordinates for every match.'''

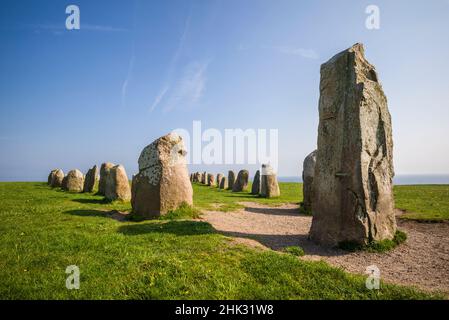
[339,230,408,253]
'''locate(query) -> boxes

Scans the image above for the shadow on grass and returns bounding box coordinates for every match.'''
[65,209,110,218]
[72,198,108,205]
[117,220,215,236]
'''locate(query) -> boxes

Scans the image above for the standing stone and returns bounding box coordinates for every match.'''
[83,165,98,193]
[219,176,228,189]
[207,173,216,187]
[227,170,236,190]
[50,169,64,188]
[232,170,249,192]
[105,165,131,201]
[98,162,114,195]
[310,43,396,247]
[131,133,193,218]
[260,164,280,198]
[61,176,68,190]
[302,150,317,213]
[251,170,261,195]
[201,172,207,184]
[216,174,224,188]
[48,170,57,185]
[65,169,84,193]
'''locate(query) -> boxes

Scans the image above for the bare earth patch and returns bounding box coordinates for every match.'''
[202,202,449,294]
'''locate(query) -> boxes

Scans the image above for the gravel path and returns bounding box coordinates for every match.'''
[202,202,449,294]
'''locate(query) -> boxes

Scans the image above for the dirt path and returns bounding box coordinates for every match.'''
[202,202,449,294]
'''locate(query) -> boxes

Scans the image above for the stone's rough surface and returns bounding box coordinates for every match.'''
[216,174,224,188]
[105,165,131,201]
[260,164,280,198]
[302,150,317,213]
[98,162,115,195]
[227,171,236,190]
[131,133,193,218]
[201,172,207,184]
[48,170,57,185]
[65,169,84,193]
[49,169,64,188]
[310,43,396,246]
[83,165,98,193]
[219,176,228,189]
[251,170,261,195]
[207,173,216,187]
[61,176,68,190]
[232,170,249,192]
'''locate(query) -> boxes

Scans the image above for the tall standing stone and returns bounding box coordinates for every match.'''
[64,169,84,193]
[251,170,260,195]
[105,165,131,201]
[207,173,215,187]
[232,170,249,192]
[219,176,228,189]
[98,162,114,195]
[131,133,193,219]
[227,170,236,190]
[310,43,396,246]
[216,174,224,188]
[260,164,280,198]
[83,165,98,193]
[302,150,317,213]
[49,169,64,188]
[201,172,207,184]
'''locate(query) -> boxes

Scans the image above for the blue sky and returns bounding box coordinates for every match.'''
[1,0,448,181]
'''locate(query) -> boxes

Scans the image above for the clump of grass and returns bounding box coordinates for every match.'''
[339,230,407,253]
[159,202,201,220]
[284,246,305,257]
[298,202,313,216]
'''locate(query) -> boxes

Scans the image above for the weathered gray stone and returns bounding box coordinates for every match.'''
[98,162,115,195]
[216,174,224,188]
[207,173,216,187]
[65,169,84,193]
[260,164,280,198]
[48,169,64,188]
[251,170,260,195]
[61,176,68,190]
[232,170,249,192]
[219,176,228,189]
[105,164,131,201]
[227,170,236,190]
[131,133,193,218]
[302,150,317,213]
[310,43,396,247]
[83,165,98,193]
[201,172,207,184]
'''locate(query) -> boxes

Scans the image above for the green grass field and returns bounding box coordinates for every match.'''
[0,182,446,299]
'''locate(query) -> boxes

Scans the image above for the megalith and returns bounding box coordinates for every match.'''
[302,150,317,213]
[251,170,260,195]
[83,165,98,193]
[232,170,249,192]
[260,164,280,198]
[105,165,131,201]
[98,162,114,195]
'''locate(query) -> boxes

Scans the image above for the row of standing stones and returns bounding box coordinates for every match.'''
[48,43,396,248]
[189,163,281,198]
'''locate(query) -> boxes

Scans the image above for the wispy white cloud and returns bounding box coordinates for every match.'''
[149,12,192,112]
[121,54,135,108]
[149,85,169,112]
[163,60,210,112]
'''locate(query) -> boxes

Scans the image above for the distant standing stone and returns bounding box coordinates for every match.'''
[310,43,396,246]
[207,173,216,187]
[49,169,64,188]
[131,133,193,218]
[260,164,280,198]
[302,150,317,213]
[65,169,84,193]
[232,170,249,192]
[216,173,224,188]
[48,170,57,185]
[98,162,115,196]
[201,172,207,184]
[227,170,236,190]
[83,165,98,193]
[219,176,228,189]
[251,170,260,195]
[105,164,131,201]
